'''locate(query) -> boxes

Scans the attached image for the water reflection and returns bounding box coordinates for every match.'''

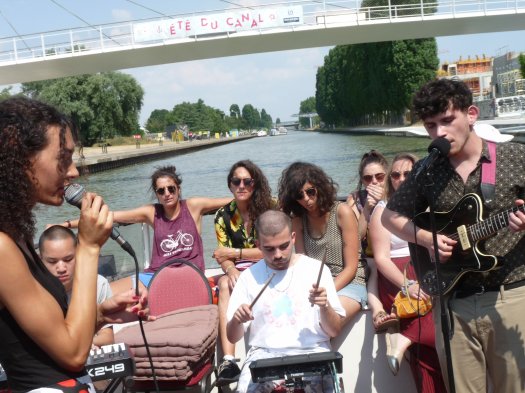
[35,131,429,272]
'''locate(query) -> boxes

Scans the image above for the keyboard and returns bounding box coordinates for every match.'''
[0,344,134,387]
[249,351,343,383]
[86,342,135,382]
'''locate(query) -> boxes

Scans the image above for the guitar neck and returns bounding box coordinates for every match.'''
[469,204,525,242]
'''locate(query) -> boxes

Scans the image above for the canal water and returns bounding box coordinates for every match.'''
[34,130,430,273]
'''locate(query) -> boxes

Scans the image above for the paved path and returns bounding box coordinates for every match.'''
[75,136,252,173]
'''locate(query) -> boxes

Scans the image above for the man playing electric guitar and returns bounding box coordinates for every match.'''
[382,78,525,393]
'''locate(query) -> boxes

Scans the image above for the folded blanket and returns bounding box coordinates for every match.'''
[115,304,218,381]
[133,355,211,380]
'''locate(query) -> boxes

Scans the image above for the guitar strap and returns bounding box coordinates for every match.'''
[480,141,496,205]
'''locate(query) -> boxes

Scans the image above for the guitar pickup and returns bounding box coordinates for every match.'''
[457,225,471,250]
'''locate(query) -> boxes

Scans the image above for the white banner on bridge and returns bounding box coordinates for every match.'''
[133,6,303,43]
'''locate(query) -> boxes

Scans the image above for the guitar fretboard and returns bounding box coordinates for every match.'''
[461,204,525,242]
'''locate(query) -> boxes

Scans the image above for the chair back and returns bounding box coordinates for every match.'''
[98,254,117,280]
[147,259,213,317]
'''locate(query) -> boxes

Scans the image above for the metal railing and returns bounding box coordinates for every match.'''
[0,0,523,66]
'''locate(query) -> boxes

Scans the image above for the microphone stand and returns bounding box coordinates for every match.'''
[421,173,456,393]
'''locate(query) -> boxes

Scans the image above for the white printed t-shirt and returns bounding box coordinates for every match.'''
[227,254,345,351]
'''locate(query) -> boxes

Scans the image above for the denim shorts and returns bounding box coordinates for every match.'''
[337,282,368,309]
[133,272,155,288]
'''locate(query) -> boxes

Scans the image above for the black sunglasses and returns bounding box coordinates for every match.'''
[296,187,317,200]
[390,171,411,180]
[156,185,177,195]
[362,173,386,183]
[231,177,255,187]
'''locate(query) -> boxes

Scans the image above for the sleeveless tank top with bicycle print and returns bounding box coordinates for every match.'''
[148,201,204,272]
[302,201,367,287]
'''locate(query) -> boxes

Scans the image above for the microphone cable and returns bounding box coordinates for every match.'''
[63,184,159,391]
[410,182,425,391]
[128,246,160,393]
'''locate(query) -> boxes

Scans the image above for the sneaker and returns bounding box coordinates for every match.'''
[216,358,241,386]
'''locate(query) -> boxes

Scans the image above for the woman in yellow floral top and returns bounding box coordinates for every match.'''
[213,160,273,385]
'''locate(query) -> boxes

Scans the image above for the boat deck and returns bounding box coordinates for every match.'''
[204,268,417,393]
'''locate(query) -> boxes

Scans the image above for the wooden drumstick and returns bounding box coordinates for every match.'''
[312,248,328,307]
[249,272,275,309]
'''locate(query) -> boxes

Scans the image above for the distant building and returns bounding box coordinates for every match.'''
[492,52,525,117]
[439,55,493,100]
[492,51,524,97]
[439,52,525,118]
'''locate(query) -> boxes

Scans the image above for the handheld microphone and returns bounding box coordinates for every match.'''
[64,183,136,257]
[65,184,157,387]
[414,138,451,180]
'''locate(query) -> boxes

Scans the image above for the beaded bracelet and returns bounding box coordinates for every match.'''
[401,280,416,296]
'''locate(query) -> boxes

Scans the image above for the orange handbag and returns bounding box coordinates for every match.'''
[392,263,432,318]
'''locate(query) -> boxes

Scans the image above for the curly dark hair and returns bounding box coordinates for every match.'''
[355,150,388,191]
[385,153,418,200]
[227,160,273,222]
[0,97,77,241]
[150,165,182,195]
[413,78,473,121]
[278,162,337,217]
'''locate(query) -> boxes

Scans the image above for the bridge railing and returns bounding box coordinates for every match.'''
[0,0,523,66]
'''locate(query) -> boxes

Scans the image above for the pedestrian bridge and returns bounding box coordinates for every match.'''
[0,0,524,85]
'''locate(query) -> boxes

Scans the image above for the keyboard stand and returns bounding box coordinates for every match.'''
[99,377,128,393]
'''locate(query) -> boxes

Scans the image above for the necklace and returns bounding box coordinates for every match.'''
[305,209,331,240]
[265,262,295,293]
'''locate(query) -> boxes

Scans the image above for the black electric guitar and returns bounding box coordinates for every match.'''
[408,193,525,296]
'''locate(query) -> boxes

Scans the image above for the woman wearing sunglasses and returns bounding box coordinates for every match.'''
[278,162,367,328]
[369,153,445,391]
[347,150,389,243]
[64,165,231,293]
[346,150,400,333]
[212,160,274,385]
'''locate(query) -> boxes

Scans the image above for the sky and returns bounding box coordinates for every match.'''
[0,0,524,125]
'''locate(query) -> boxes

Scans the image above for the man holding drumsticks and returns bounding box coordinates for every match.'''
[226,210,345,393]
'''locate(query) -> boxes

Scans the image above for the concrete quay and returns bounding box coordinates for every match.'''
[75,135,253,174]
[317,117,525,138]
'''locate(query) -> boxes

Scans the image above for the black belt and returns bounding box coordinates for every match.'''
[455,279,525,299]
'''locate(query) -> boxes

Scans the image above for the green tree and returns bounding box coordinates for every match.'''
[316,39,438,126]
[361,0,437,19]
[65,44,86,53]
[22,72,144,145]
[146,109,171,133]
[0,87,12,101]
[146,101,273,134]
[315,0,438,127]
[299,97,319,128]
[300,97,316,113]
[260,108,273,129]
[519,53,525,79]
[316,46,347,126]
[170,100,229,133]
[276,117,281,124]
[229,104,241,118]
[242,104,261,129]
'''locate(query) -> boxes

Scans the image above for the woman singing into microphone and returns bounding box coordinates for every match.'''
[0,97,148,392]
